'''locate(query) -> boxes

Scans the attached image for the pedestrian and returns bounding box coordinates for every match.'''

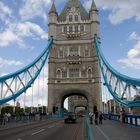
[89,112,93,124]
[0,114,2,125]
[94,110,98,125]
[122,108,126,123]
[120,108,125,123]
[99,111,103,124]
[7,112,11,123]
[2,113,7,125]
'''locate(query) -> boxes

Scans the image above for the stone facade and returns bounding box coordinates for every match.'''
[48,0,101,114]
[68,96,88,112]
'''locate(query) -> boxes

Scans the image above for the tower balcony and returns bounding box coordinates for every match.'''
[66,55,82,64]
[65,31,82,38]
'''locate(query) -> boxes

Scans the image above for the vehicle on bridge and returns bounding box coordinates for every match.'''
[64,112,77,123]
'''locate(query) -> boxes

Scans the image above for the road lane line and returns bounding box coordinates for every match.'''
[96,126,110,140]
[48,122,61,129]
[17,138,22,140]
[48,125,55,128]
[31,129,45,136]
[71,124,81,140]
[73,124,81,140]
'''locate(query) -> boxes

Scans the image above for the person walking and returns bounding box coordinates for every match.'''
[89,112,93,124]
[120,108,126,123]
[94,110,98,125]
[99,111,103,124]
[122,108,126,123]
[0,114,2,125]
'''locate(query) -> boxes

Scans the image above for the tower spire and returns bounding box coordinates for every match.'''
[49,0,57,14]
[90,0,97,12]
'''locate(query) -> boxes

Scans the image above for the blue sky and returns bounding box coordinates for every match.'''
[0,0,140,106]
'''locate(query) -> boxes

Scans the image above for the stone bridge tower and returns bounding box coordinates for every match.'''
[48,0,101,114]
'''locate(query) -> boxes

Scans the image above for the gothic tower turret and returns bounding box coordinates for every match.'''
[89,0,100,37]
[48,1,58,39]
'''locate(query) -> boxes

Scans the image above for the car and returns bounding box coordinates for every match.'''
[77,111,84,117]
[64,112,77,123]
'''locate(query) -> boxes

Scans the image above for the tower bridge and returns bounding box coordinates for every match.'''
[48,0,101,114]
[0,0,140,140]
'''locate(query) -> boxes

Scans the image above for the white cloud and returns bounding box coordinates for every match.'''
[129,32,140,41]
[101,0,140,24]
[83,0,140,24]
[118,32,140,69]
[16,22,48,40]
[118,57,140,70]
[0,21,48,48]
[0,57,23,67]
[127,44,140,58]
[0,1,12,24]
[20,0,51,21]
[0,30,20,48]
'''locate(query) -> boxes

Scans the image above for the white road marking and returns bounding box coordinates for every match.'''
[31,129,45,136]
[48,122,61,129]
[96,126,110,140]
[17,138,22,140]
[48,125,55,129]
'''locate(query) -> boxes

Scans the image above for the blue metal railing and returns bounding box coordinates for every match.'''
[94,34,140,107]
[104,113,140,127]
[0,37,53,105]
[85,116,94,140]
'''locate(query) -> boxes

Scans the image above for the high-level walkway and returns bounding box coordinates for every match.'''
[92,120,140,140]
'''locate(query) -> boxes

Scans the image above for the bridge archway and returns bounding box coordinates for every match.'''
[60,91,88,117]
[48,86,101,116]
[74,105,87,112]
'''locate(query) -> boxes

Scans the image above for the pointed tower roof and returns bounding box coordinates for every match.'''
[49,1,57,14]
[90,0,98,12]
[58,0,89,21]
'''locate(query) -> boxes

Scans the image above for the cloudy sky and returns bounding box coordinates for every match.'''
[0,0,140,107]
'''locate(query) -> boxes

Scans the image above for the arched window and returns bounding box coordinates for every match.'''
[64,26,67,33]
[75,25,79,33]
[62,70,67,78]
[75,15,78,22]
[80,25,84,32]
[85,48,90,57]
[58,48,63,58]
[69,26,73,33]
[69,15,73,22]
[56,69,62,78]
[87,68,92,78]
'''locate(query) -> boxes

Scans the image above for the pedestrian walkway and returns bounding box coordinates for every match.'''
[92,120,140,140]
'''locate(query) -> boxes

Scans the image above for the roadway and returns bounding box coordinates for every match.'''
[0,118,84,140]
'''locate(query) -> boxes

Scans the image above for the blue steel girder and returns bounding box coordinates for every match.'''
[0,37,53,105]
[94,35,140,107]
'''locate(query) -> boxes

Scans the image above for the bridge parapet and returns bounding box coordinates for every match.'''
[104,113,140,127]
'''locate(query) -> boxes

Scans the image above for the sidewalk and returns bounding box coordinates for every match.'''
[92,120,140,140]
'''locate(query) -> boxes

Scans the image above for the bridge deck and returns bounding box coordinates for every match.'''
[92,120,140,140]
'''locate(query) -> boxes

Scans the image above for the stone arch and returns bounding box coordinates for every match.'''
[87,67,92,78]
[56,89,90,116]
[56,68,62,78]
[55,88,94,112]
[61,92,88,109]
